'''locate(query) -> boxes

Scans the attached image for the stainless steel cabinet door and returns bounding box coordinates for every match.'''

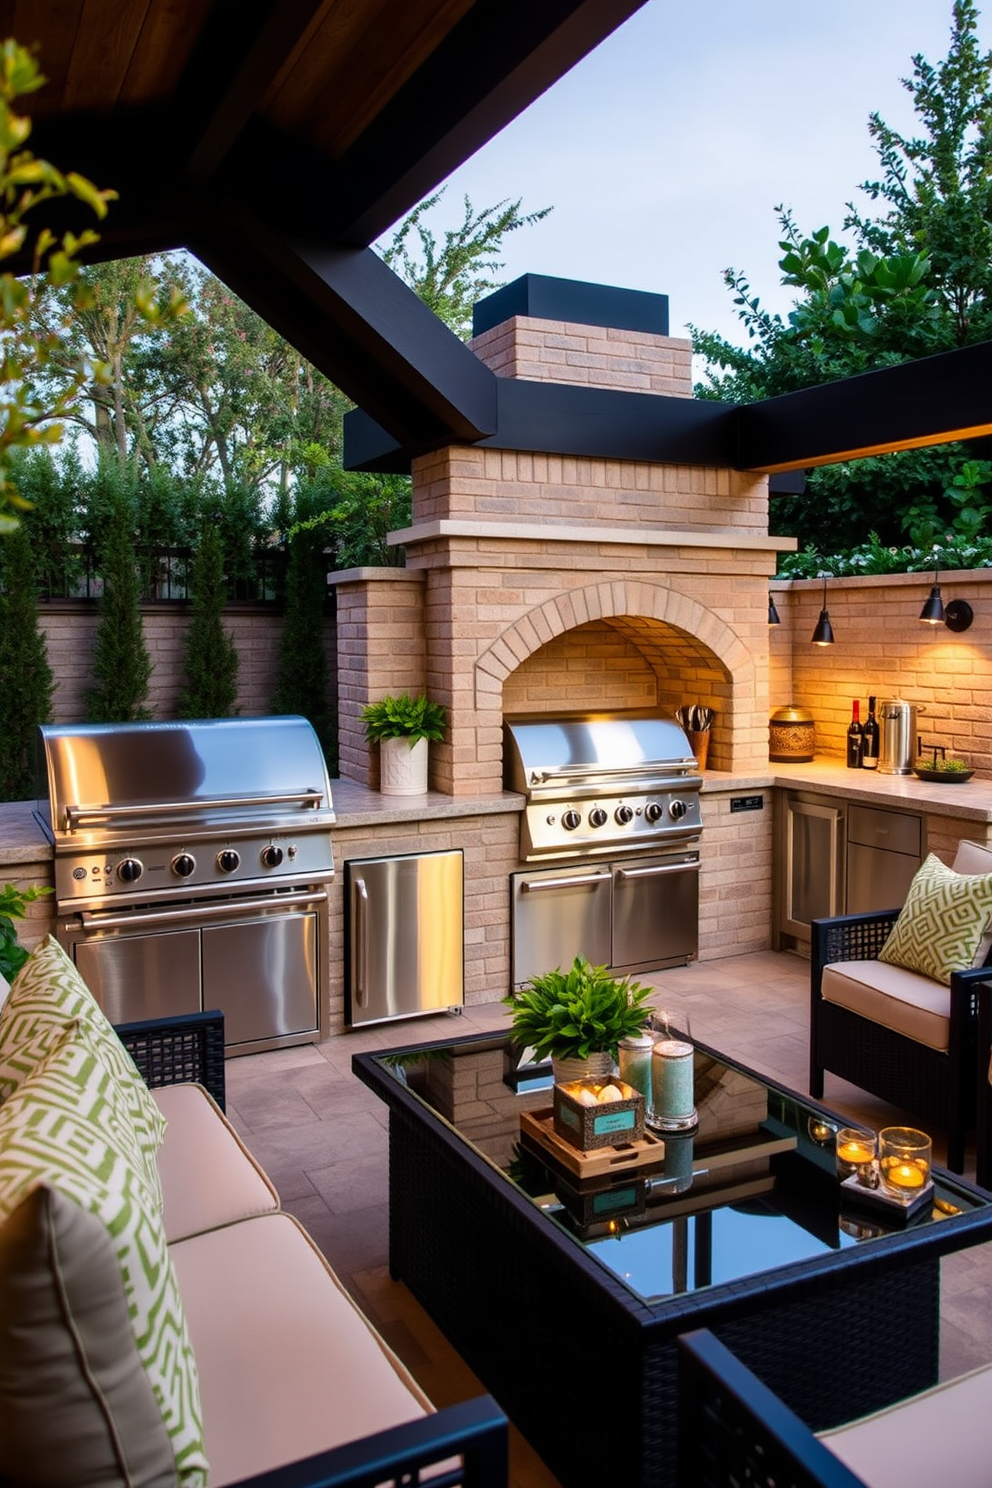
[781,796,845,937]
[74,930,202,1025]
[202,912,317,1046]
[611,853,699,972]
[511,865,612,988]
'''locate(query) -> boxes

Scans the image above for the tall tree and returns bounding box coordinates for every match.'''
[0,523,54,799]
[692,0,992,553]
[84,489,152,722]
[177,521,240,719]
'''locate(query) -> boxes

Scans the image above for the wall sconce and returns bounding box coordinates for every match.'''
[919,568,974,631]
[768,595,781,626]
[811,576,835,645]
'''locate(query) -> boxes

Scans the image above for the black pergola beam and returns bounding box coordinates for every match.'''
[736,340,992,472]
[191,214,497,451]
[344,380,737,471]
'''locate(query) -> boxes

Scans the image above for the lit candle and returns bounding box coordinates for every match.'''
[879,1127,931,1201]
[883,1160,926,1191]
[837,1139,875,1166]
[835,1127,876,1180]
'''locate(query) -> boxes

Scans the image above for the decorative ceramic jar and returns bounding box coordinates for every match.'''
[379,735,429,796]
[769,705,816,763]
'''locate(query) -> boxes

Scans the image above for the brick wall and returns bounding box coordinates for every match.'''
[37,602,337,727]
[469,316,694,397]
[770,570,992,772]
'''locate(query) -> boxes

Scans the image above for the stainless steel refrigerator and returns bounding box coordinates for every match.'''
[345,849,464,1027]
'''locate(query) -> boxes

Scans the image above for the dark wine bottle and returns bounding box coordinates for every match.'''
[846,700,863,769]
[861,695,879,770]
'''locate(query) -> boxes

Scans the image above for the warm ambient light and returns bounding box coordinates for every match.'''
[768,595,781,626]
[811,576,834,645]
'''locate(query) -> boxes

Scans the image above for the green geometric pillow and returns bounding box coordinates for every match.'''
[0,937,167,1204]
[879,853,992,985]
[0,1020,208,1486]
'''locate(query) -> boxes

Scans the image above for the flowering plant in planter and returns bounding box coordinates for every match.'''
[503,954,654,1062]
[359,693,447,748]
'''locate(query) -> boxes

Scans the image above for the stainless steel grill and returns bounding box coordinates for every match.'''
[503,710,703,862]
[35,717,335,1055]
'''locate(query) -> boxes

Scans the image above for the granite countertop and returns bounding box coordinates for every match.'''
[0,802,50,863]
[702,761,992,821]
[328,779,524,828]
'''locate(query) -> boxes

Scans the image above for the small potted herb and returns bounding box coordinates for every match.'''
[503,954,654,1082]
[359,693,447,796]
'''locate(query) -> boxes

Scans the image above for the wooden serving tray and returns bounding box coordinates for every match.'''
[520,1107,666,1179]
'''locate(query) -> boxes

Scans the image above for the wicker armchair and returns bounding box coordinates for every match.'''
[677,1327,992,1488]
[809,838,992,1178]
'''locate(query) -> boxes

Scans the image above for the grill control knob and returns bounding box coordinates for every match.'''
[261,844,284,869]
[117,857,143,884]
[644,802,664,824]
[217,849,240,873]
[172,853,196,878]
[561,809,582,831]
[615,804,634,825]
[669,798,689,821]
[589,807,608,828]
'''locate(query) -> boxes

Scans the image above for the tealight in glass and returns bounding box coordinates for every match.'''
[835,1127,877,1182]
[879,1126,932,1201]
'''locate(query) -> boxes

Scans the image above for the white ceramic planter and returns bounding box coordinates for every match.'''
[379,735,429,796]
[551,1050,614,1085]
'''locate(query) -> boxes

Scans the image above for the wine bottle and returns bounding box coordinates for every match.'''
[846,700,863,769]
[861,696,880,770]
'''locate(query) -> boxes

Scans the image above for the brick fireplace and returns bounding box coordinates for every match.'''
[332,281,792,793]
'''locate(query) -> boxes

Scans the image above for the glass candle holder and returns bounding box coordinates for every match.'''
[879,1127,932,1201]
[648,1011,697,1132]
[835,1127,877,1181]
[618,1033,653,1105]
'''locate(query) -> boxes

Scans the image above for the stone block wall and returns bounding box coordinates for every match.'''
[469,316,694,396]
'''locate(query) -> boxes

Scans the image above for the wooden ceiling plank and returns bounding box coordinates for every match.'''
[263,0,399,137]
[118,0,207,105]
[62,0,151,111]
[7,0,85,115]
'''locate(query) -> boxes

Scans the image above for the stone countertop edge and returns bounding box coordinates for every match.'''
[329,780,525,828]
[702,763,992,821]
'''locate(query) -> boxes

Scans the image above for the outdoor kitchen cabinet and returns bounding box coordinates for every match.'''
[773,791,923,949]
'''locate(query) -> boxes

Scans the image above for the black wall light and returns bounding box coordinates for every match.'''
[768,595,781,626]
[919,569,974,631]
[811,577,834,645]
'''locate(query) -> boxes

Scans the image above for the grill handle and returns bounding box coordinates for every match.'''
[78,888,327,931]
[354,878,370,1008]
[531,762,699,784]
[616,861,700,881]
[521,872,611,892]
[64,789,325,829]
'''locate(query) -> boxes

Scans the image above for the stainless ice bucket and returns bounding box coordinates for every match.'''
[878,699,918,775]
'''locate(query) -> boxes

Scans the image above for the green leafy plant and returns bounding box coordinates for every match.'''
[177,520,240,719]
[360,693,447,746]
[0,883,52,981]
[84,486,152,722]
[502,954,654,1062]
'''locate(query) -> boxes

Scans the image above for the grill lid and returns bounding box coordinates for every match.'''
[37,716,335,838]
[504,710,697,795]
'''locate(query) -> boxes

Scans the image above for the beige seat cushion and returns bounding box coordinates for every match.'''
[820,1361,992,1488]
[821,960,949,1051]
[153,1084,279,1244]
[952,841,992,965]
[170,1211,434,1488]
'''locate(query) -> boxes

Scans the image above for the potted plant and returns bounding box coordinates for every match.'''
[0,883,53,984]
[503,954,655,1082]
[359,693,447,796]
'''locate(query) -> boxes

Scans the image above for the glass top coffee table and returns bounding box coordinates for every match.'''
[354,1031,992,1488]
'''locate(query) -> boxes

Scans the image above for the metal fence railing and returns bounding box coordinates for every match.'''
[33,545,287,604]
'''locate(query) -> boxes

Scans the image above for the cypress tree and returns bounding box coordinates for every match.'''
[177,521,240,719]
[0,525,54,801]
[270,526,334,764]
[84,491,152,722]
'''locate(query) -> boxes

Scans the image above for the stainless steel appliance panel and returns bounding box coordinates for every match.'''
[611,851,699,973]
[846,805,923,915]
[780,794,845,938]
[202,913,317,1046]
[510,863,613,989]
[74,930,202,1025]
[347,850,464,1028]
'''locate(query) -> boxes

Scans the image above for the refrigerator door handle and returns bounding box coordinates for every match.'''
[354,877,370,1007]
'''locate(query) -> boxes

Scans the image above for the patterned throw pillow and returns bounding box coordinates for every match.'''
[0,937,166,1202]
[0,1020,208,1486]
[879,853,992,985]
